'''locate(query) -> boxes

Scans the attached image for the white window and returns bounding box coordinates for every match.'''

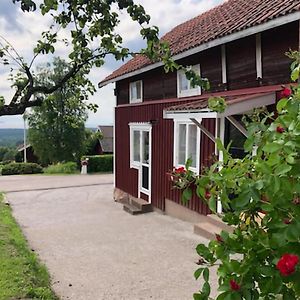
[177,64,201,98]
[129,123,152,168]
[174,121,200,173]
[130,80,143,103]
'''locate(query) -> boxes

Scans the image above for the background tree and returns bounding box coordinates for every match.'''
[28,57,93,164]
[0,0,207,116]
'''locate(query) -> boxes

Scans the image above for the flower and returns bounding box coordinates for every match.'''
[276,126,285,133]
[205,189,211,200]
[230,279,240,291]
[277,254,299,276]
[283,218,291,224]
[175,167,186,174]
[280,87,292,99]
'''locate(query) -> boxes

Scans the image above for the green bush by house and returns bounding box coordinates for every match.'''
[82,155,113,173]
[44,162,78,174]
[1,163,43,175]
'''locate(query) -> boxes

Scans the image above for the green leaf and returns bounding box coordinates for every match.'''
[194,268,204,280]
[277,98,289,112]
[182,187,192,203]
[203,268,209,282]
[262,142,282,153]
[202,282,210,297]
[274,163,292,176]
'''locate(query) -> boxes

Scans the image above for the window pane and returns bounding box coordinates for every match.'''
[131,83,137,100]
[179,72,189,91]
[188,124,197,168]
[142,131,149,164]
[136,81,142,100]
[142,165,149,190]
[178,124,186,165]
[133,131,140,162]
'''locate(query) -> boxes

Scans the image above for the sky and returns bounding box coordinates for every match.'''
[0,0,224,129]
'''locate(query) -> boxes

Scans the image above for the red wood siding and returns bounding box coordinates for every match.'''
[262,21,299,86]
[115,101,213,215]
[227,35,257,90]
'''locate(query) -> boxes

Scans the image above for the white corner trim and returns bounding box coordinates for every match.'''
[221,45,227,84]
[256,33,262,79]
[99,11,300,87]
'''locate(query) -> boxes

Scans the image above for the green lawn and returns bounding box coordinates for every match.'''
[0,193,57,300]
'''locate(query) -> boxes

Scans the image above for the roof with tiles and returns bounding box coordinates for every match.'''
[100,0,299,85]
[164,85,283,112]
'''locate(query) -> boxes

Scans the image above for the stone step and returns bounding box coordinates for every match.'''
[194,214,233,240]
[129,196,153,213]
[194,222,223,240]
[206,214,233,232]
[123,203,143,215]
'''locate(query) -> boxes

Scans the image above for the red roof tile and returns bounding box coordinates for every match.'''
[100,0,299,85]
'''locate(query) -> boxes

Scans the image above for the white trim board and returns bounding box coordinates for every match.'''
[99,12,300,87]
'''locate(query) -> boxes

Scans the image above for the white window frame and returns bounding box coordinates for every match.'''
[129,123,152,169]
[177,64,201,98]
[173,120,201,174]
[129,80,143,103]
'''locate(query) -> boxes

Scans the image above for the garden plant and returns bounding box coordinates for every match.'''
[176,52,300,299]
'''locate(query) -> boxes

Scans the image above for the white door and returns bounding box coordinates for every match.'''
[130,123,152,203]
[139,130,151,201]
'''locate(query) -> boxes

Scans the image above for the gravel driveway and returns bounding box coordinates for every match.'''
[1,174,215,300]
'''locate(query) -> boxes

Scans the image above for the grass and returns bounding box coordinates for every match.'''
[43,162,79,174]
[0,193,57,300]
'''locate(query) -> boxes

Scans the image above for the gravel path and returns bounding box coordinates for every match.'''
[2,174,216,300]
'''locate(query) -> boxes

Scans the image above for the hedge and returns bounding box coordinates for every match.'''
[82,155,113,173]
[1,163,43,175]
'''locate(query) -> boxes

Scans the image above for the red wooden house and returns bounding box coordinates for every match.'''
[100,0,300,219]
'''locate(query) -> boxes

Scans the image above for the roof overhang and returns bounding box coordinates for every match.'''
[99,11,300,88]
[164,92,276,120]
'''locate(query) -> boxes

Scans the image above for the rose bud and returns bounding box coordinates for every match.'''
[276,126,285,133]
[215,234,223,243]
[205,189,211,199]
[284,218,291,224]
[230,279,241,291]
[280,88,292,99]
[292,197,300,205]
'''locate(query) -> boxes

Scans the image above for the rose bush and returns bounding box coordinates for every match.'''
[186,52,300,300]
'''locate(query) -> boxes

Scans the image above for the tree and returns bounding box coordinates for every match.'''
[28,57,91,164]
[0,0,208,116]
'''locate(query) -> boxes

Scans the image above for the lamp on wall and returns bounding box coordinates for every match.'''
[150,119,158,126]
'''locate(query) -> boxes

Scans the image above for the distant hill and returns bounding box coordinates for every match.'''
[0,129,24,147]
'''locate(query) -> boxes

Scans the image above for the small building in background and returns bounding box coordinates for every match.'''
[96,125,114,155]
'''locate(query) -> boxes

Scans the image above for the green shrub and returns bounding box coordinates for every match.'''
[44,162,78,174]
[82,155,113,173]
[1,163,43,175]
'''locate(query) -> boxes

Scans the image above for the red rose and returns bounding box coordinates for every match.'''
[277,254,299,276]
[276,126,285,133]
[283,218,291,224]
[230,279,240,291]
[215,234,223,243]
[292,197,300,205]
[205,190,211,199]
[175,167,186,174]
[280,88,292,99]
